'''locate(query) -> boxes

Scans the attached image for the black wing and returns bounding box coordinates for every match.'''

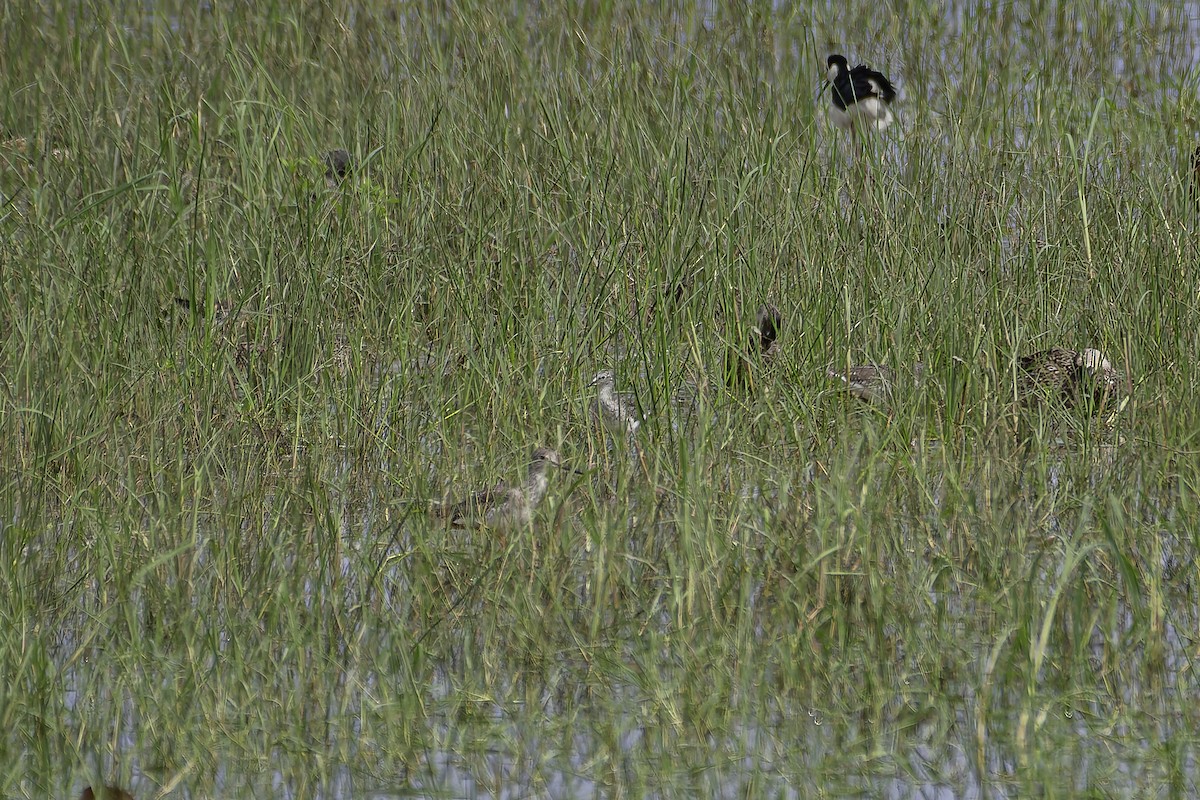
[832,65,897,108]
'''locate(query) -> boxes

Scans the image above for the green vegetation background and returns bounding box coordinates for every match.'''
[1,1,1199,797]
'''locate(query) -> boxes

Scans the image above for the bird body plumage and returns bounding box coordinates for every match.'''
[590,370,643,436]
[825,54,897,132]
[432,447,565,532]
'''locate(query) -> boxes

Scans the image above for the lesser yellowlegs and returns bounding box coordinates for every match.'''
[432,447,577,533]
[171,294,272,381]
[173,296,237,329]
[1192,146,1200,199]
[589,370,643,436]
[828,362,927,404]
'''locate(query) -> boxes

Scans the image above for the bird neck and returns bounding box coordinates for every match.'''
[524,470,550,503]
[599,383,629,415]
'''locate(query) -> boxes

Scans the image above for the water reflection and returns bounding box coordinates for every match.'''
[27,0,1200,797]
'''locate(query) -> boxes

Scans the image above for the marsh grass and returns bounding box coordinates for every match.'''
[2,0,1200,797]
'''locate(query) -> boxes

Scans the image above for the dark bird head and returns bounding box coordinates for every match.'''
[323,149,352,182]
[820,54,850,98]
[80,788,134,800]
[754,303,782,353]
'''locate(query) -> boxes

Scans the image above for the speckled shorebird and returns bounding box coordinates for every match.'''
[828,362,927,404]
[171,294,277,379]
[589,370,644,436]
[1017,347,1122,409]
[80,788,134,800]
[727,303,783,391]
[432,447,577,532]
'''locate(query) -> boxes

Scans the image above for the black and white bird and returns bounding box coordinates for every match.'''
[323,148,352,188]
[1191,145,1200,201]
[824,54,897,133]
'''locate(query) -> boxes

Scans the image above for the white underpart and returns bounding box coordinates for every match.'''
[1075,349,1112,373]
[827,64,841,81]
[831,96,893,131]
[829,104,853,130]
[597,382,640,434]
[485,488,530,530]
[487,469,548,530]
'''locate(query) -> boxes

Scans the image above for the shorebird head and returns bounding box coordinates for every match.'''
[530,446,585,476]
[1191,145,1200,198]
[754,303,782,352]
[588,369,616,388]
[529,447,563,468]
[826,53,849,81]
[820,54,846,98]
[323,148,352,181]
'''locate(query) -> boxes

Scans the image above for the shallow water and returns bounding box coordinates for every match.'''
[11,0,1200,797]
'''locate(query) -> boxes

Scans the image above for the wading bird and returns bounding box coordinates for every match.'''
[323,148,352,187]
[824,54,897,134]
[1017,347,1122,410]
[589,370,644,437]
[827,362,926,404]
[1191,145,1200,201]
[431,447,580,533]
[727,303,783,391]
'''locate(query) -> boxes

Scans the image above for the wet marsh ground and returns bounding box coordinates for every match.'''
[3,1,1200,797]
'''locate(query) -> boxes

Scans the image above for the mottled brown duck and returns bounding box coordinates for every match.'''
[1017,346,1122,410]
[726,303,782,391]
